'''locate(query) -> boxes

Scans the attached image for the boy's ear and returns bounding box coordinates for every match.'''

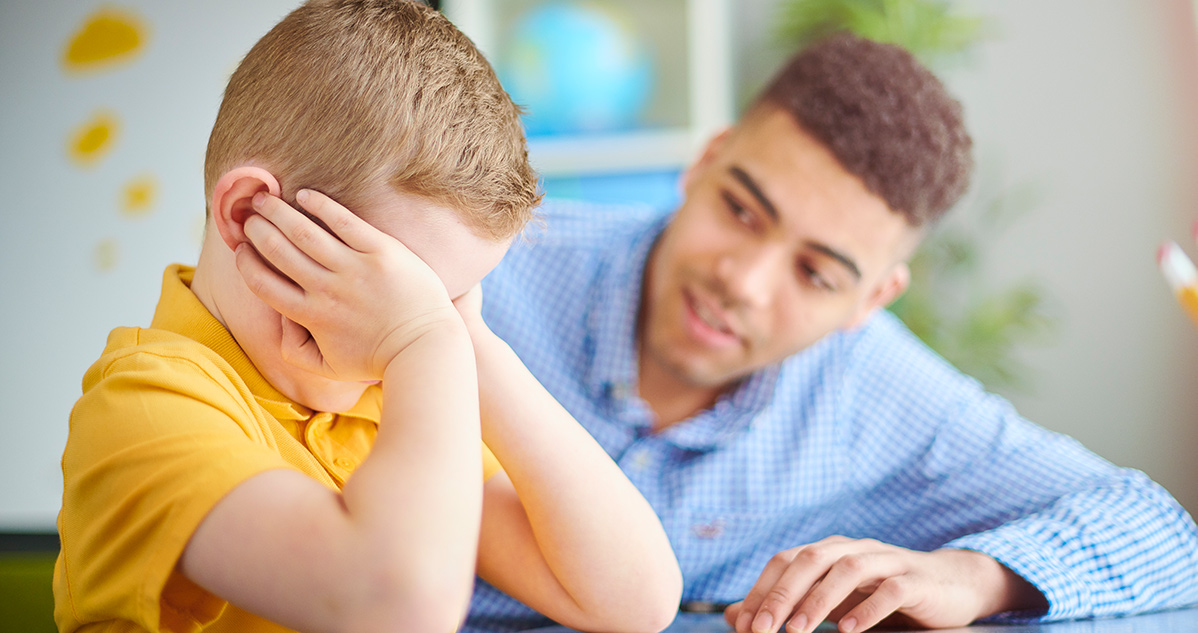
[211,166,282,252]
[844,262,911,330]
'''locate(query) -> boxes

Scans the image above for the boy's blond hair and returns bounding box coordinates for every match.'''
[204,0,539,240]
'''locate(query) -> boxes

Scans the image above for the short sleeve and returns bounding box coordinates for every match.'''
[482,442,503,481]
[55,347,300,633]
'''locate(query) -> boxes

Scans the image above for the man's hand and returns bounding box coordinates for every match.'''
[724,536,1045,633]
[235,188,460,381]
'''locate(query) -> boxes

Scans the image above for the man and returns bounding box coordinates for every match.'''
[468,33,1198,633]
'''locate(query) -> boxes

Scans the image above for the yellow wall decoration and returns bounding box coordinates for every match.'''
[121,174,157,217]
[68,110,120,167]
[93,238,119,272]
[62,6,147,73]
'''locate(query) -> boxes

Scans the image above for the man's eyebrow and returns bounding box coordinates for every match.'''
[729,165,779,221]
[727,165,862,281]
[806,241,861,280]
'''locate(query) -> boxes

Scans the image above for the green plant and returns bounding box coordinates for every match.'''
[889,179,1055,392]
[776,0,988,65]
[773,0,1055,393]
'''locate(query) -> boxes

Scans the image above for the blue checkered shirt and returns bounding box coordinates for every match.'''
[468,200,1198,633]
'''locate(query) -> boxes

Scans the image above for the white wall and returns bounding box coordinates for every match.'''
[0,0,298,530]
[3,0,1197,529]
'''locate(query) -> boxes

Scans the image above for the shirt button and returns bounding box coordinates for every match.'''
[629,448,652,471]
[334,457,355,470]
[692,520,726,540]
[611,383,635,401]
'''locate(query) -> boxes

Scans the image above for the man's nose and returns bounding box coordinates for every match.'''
[715,246,786,309]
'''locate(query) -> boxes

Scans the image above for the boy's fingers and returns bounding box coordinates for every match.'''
[234,242,307,317]
[242,211,331,289]
[292,188,385,253]
[250,192,347,270]
[277,315,328,377]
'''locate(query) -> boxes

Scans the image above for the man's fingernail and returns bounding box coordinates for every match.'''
[840,617,857,633]
[736,611,752,632]
[252,191,265,209]
[297,189,310,204]
[788,613,807,633]
[752,612,773,633]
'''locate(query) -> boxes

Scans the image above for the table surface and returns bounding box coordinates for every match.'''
[519,606,1198,633]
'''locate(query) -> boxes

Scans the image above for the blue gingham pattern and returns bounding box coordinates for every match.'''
[467,200,1198,633]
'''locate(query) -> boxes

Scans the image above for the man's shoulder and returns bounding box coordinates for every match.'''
[813,310,986,408]
[488,198,667,300]
[482,199,666,352]
[523,198,669,248]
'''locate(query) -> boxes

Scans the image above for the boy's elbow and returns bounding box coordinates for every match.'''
[634,564,684,633]
[587,563,683,633]
[585,596,679,633]
[341,559,474,633]
[624,597,682,633]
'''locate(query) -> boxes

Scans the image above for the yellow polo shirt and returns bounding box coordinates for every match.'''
[55,264,501,633]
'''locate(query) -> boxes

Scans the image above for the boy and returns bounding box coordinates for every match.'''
[54,2,682,632]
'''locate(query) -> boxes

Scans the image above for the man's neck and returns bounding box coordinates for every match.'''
[637,354,726,433]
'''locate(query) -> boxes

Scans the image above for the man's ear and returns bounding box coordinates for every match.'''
[679,127,732,193]
[844,262,911,330]
[211,166,281,252]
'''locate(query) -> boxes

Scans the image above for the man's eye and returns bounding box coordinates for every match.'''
[800,262,835,292]
[722,193,752,225]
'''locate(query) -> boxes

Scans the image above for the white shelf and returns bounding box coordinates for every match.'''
[441,0,732,176]
[528,128,693,176]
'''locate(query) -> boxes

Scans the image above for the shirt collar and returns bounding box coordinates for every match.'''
[664,364,781,451]
[149,264,380,424]
[583,216,782,449]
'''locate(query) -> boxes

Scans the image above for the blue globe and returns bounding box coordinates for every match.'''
[498,2,654,136]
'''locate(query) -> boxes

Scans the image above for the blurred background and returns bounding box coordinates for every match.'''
[3,0,1198,536]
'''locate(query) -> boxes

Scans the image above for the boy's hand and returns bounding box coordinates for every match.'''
[235,189,460,381]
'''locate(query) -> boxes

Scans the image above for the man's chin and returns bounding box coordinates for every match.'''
[659,354,743,390]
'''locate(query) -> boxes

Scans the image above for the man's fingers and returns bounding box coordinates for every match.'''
[786,552,904,633]
[752,554,837,633]
[724,602,743,629]
[836,576,917,633]
[738,550,798,633]
[752,545,866,633]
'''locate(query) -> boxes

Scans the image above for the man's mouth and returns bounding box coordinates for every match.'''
[684,289,740,347]
[693,296,733,334]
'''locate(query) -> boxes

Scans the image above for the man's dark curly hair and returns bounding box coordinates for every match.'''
[752,33,972,227]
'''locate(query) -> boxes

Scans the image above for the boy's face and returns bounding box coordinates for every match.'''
[227,188,511,413]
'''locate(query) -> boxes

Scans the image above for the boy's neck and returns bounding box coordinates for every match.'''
[189,238,228,331]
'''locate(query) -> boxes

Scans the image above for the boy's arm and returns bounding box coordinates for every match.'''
[180,191,483,633]
[457,287,683,633]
